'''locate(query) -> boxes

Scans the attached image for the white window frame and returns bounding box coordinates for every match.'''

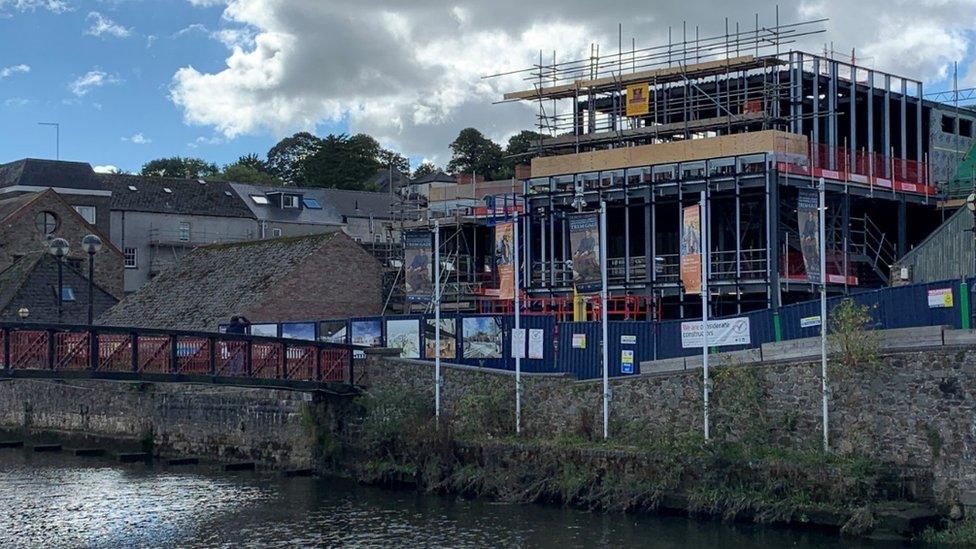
[73,205,96,225]
[282,194,299,209]
[178,221,191,242]
[124,247,138,269]
[271,227,283,238]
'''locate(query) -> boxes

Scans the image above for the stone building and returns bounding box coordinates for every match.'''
[0,252,118,323]
[98,232,384,331]
[0,158,111,235]
[0,189,123,298]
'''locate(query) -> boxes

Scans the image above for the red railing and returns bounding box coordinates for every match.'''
[778,143,936,196]
[477,293,658,321]
[0,323,359,387]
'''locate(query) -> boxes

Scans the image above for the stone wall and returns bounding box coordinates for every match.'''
[363,347,976,504]
[0,379,326,469]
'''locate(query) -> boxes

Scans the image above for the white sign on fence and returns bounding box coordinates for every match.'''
[620,335,637,345]
[800,315,822,328]
[528,329,545,359]
[511,328,526,359]
[927,288,953,308]
[680,317,751,349]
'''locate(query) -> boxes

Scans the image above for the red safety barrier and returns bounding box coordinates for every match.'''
[780,143,935,196]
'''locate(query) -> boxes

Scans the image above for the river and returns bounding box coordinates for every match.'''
[0,450,902,548]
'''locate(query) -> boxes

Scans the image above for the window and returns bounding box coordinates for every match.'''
[127,185,137,191]
[178,222,191,242]
[271,228,282,237]
[34,211,58,234]
[73,205,96,225]
[58,286,76,301]
[961,118,974,138]
[303,198,321,209]
[163,187,173,194]
[942,115,956,134]
[373,233,382,242]
[124,247,138,269]
[282,194,299,208]
[250,195,269,205]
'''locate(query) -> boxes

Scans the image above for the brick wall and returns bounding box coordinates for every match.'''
[245,233,384,322]
[0,191,123,298]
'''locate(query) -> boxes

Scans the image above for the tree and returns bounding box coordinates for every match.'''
[413,161,440,179]
[266,132,322,184]
[234,153,269,173]
[140,157,219,179]
[300,133,382,190]
[378,148,410,175]
[220,163,282,185]
[446,128,504,180]
[502,130,546,177]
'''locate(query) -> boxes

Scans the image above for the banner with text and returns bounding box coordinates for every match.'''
[495,221,515,299]
[797,188,822,284]
[569,213,601,294]
[680,204,702,294]
[626,82,650,117]
[404,230,433,302]
[681,317,751,348]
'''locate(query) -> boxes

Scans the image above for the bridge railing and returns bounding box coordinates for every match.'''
[0,322,361,387]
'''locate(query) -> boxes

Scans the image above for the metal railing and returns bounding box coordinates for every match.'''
[0,322,360,389]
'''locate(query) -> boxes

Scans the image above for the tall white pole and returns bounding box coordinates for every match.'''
[600,201,610,439]
[819,177,829,452]
[434,219,442,422]
[514,211,522,435]
[701,191,710,442]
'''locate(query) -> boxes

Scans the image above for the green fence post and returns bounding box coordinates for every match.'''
[773,312,782,342]
[962,282,971,330]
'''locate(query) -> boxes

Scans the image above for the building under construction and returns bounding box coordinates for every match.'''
[481,15,976,319]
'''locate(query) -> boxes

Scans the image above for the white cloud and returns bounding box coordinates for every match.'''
[121,132,151,144]
[69,69,121,96]
[170,0,976,163]
[172,22,208,38]
[3,97,32,107]
[0,63,29,79]
[187,135,224,148]
[0,0,72,15]
[85,11,131,38]
[93,164,119,173]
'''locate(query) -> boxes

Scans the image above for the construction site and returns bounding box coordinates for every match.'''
[389,14,976,321]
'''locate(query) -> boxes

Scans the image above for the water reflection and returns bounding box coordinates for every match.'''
[0,451,895,548]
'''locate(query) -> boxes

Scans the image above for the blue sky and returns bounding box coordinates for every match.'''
[0,1,346,173]
[1,1,973,175]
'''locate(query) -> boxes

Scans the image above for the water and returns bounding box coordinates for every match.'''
[0,450,905,548]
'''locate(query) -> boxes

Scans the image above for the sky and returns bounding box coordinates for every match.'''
[1,0,975,174]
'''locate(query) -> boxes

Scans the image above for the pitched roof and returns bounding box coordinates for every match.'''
[316,188,399,220]
[0,158,103,191]
[99,174,256,218]
[365,168,410,193]
[0,252,119,323]
[0,189,123,258]
[411,171,456,185]
[97,233,346,331]
[0,193,37,222]
[229,182,344,225]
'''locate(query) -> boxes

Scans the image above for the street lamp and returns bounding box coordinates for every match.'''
[47,237,69,322]
[82,235,102,325]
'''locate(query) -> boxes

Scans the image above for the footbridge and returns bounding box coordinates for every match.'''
[0,322,361,393]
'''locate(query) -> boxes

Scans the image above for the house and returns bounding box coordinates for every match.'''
[364,167,410,194]
[0,189,123,298]
[229,182,344,239]
[0,252,118,323]
[0,158,111,234]
[97,232,385,331]
[406,171,457,201]
[99,174,257,293]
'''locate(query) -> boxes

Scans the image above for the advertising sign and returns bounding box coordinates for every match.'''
[621,350,635,374]
[681,317,751,348]
[424,318,456,359]
[569,213,601,294]
[620,334,637,345]
[797,188,822,284]
[462,316,503,359]
[927,288,954,308]
[800,315,822,328]
[625,82,650,117]
[404,230,433,302]
[680,204,702,294]
[572,333,587,349]
[495,221,515,299]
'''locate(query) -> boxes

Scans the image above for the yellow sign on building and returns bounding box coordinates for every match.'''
[626,83,650,117]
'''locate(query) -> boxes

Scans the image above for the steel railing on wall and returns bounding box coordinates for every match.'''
[0,322,360,387]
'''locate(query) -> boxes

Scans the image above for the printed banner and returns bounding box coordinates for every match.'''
[680,204,702,294]
[797,188,822,284]
[626,82,650,117]
[681,317,751,349]
[511,328,526,359]
[404,230,433,302]
[528,329,545,359]
[424,318,456,359]
[621,350,635,374]
[495,221,515,299]
[927,288,954,308]
[569,213,601,294]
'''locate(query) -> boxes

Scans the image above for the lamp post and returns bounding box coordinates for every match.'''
[47,237,69,322]
[82,235,102,325]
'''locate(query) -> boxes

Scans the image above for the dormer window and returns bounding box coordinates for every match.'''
[282,194,299,209]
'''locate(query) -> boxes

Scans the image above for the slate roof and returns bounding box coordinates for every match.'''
[229,182,344,226]
[0,193,36,222]
[411,171,456,185]
[365,168,410,193]
[97,233,344,331]
[0,158,103,191]
[99,174,256,218]
[316,188,400,220]
[0,252,119,323]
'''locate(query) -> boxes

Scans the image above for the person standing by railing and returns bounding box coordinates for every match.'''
[225,316,251,374]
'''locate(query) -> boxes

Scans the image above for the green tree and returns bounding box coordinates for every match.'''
[140,156,219,178]
[413,161,440,179]
[266,132,322,184]
[220,163,282,185]
[234,153,269,173]
[502,130,546,177]
[300,133,382,190]
[378,148,410,175]
[446,128,504,180]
